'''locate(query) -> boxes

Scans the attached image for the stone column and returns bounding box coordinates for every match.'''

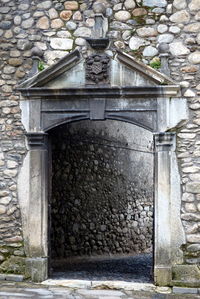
[25,132,49,282]
[154,132,175,286]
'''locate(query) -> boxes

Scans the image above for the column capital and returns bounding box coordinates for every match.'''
[154,132,176,152]
[26,132,48,150]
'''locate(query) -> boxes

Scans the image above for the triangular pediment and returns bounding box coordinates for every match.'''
[18,49,177,90]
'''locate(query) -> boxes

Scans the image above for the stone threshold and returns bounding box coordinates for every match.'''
[41,279,200,294]
[41,279,171,294]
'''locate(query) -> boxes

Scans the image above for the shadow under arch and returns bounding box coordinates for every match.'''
[48,118,154,281]
[45,115,154,134]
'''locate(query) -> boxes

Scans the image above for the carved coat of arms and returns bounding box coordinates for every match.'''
[85,54,110,85]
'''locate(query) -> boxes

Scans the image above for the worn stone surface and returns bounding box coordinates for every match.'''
[169,42,190,56]
[74,27,91,37]
[143,0,167,7]
[50,38,73,50]
[115,11,131,22]
[143,46,158,57]
[169,10,190,23]
[188,52,200,64]
[60,10,73,21]
[136,27,158,38]
[189,0,200,11]
[173,0,187,10]
[36,16,50,30]
[1,281,200,298]
[129,36,149,50]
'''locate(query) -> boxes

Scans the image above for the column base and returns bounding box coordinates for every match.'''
[154,266,172,286]
[26,257,48,282]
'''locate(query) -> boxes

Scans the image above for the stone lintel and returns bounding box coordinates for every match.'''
[17,86,179,100]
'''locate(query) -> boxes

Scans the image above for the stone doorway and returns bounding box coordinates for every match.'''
[18,50,187,285]
[49,120,154,282]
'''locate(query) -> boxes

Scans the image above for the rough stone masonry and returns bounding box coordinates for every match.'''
[50,121,153,259]
[0,0,200,284]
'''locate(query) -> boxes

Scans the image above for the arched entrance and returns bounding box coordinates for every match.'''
[49,120,154,282]
[17,50,187,285]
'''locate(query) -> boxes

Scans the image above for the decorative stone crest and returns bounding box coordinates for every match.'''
[85,54,110,85]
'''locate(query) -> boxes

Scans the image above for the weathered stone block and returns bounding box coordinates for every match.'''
[186,183,200,194]
[143,0,167,7]
[50,38,73,50]
[173,286,198,294]
[25,258,48,282]
[172,265,200,287]
[0,256,26,275]
[0,274,24,282]
[169,10,190,23]
[114,11,131,22]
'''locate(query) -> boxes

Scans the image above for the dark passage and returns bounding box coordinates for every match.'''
[51,253,153,283]
[49,121,154,283]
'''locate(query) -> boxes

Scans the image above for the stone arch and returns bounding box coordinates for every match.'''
[17,50,187,285]
[48,119,154,272]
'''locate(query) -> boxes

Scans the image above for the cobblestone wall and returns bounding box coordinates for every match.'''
[50,121,153,258]
[0,0,200,273]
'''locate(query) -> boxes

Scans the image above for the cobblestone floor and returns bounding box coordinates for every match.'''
[0,282,200,299]
[51,254,152,282]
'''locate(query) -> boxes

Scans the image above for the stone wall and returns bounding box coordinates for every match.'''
[0,0,200,276]
[50,120,153,259]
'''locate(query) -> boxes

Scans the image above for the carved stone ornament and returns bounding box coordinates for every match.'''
[85,54,110,85]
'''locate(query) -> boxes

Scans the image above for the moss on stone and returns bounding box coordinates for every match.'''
[0,256,26,275]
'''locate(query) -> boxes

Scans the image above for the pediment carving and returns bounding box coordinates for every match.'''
[85,54,110,85]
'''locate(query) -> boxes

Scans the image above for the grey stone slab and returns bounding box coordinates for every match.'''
[173,286,198,294]
[76,289,125,298]
[0,274,24,282]
[0,291,33,297]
